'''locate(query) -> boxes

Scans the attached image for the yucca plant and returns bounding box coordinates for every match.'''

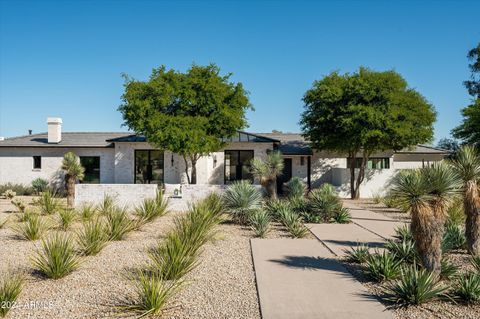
[97,194,116,216]
[265,199,291,221]
[384,264,448,306]
[57,209,77,231]
[222,181,262,224]
[32,233,81,279]
[16,209,36,223]
[0,272,24,318]
[343,244,370,264]
[250,151,284,199]
[442,223,466,251]
[470,256,480,272]
[124,270,182,317]
[285,177,306,199]
[365,251,402,282]
[78,203,96,221]
[200,192,223,217]
[333,207,351,224]
[35,190,62,215]
[394,224,413,242]
[445,198,466,227]
[76,218,109,256]
[13,214,51,240]
[453,272,480,303]
[450,145,480,256]
[134,194,168,227]
[61,152,85,208]
[389,164,461,275]
[249,209,271,238]
[441,257,459,280]
[106,207,134,241]
[11,198,26,213]
[386,238,418,264]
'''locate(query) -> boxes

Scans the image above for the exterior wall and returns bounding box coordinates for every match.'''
[283,155,309,184]
[393,153,445,169]
[331,167,397,198]
[0,147,115,186]
[75,183,158,208]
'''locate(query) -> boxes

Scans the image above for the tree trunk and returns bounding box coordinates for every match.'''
[190,158,197,184]
[66,174,75,208]
[183,155,191,184]
[465,180,480,255]
[265,178,277,200]
[354,152,370,200]
[349,152,356,199]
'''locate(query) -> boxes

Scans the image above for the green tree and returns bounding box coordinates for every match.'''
[453,42,480,146]
[119,64,251,184]
[61,152,84,208]
[300,67,436,199]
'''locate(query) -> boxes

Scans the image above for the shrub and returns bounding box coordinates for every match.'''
[288,196,309,215]
[441,257,459,280]
[11,198,26,213]
[333,207,351,224]
[0,217,9,229]
[3,190,16,200]
[343,244,370,264]
[0,272,24,318]
[386,239,418,264]
[78,203,96,221]
[16,209,36,223]
[453,272,480,303]
[97,194,116,215]
[365,251,401,282]
[222,181,262,224]
[249,209,271,238]
[281,210,309,238]
[35,190,62,215]
[200,192,222,217]
[265,199,291,221]
[470,256,480,272]
[57,209,77,231]
[384,265,447,306]
[0,183,34,196]
[382,193,404,210]
[308,184,341,223]
[371,193,383,204]
[31,178,49,194]
[442,223,466,251]
[31,233,81,279]
[76,218,109,256]
[134,193,169,227]
[285,177,306,198]
[106,208,134,241]
[124,270,182,317]
[13,214,51,240]
[394,224,413,242]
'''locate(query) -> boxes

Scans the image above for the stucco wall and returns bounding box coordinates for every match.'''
[75,183,158,208]
[0,147,115,186]
[331,167,397,198]
[393,153,445,169]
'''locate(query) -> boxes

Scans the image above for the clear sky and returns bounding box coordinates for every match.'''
[0,0,479,143]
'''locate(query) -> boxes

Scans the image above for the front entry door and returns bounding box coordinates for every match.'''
[277,158,292,195]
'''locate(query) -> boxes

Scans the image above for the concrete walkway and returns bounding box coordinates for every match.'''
[251,239,394,319]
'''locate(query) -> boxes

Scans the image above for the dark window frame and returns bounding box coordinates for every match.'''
[80,156,101,184]
[346,157,390,169]
[33,156,41,169]
[224,150,254,184]
[134,150,165,184]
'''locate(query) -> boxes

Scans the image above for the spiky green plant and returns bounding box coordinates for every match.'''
[333,207,351,224]
[442,223,466,251]
[57,209,77,231]
[106,207,134,241]
[365,251,402,282]
[35,190,62,215]
[76,218,109,256]
[453,272,480,303]
[16,209,36,223]
[445,198,466,227]
[372,193,383,204]
[470,256,480,272]
[386,239,418,264]
[200,192,222,217]
[250,151,284,199]
[281,210,309,238]
[124,270,182,317]
[2,189,16,199]
[441,257,459,280]
[308,184,342,223]
[97,194,116,216]
[285,177,306,199]
[222,181,262,224]
[265,199,291,221]
[78,203,96,221]
[343,244,371,264]
[134,194,169,227]
[384,264,448,306]
[11,198,26,213]
[13,214,51,240]
[0,272,24,318]
[32,233,81,279]
[394,224,413,242]
[31,178,49,194]
[0,217,9,229]
[249,209,271,238]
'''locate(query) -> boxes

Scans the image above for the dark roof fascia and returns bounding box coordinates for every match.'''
[0,145,115,149]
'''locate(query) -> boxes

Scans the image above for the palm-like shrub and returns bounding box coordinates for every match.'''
[76,218,109,256]
[106,208,134,241]
[222,181,262,224]
[343,244,370,264]
[32,233,81,279]
[61,152,85,208]
[249,210,271,238]
[13,214,51,240]
[125,270,182,317]
[0,272,24,318]
[285,177,306,198]
[365,251,402,282]
[31,178,49,194]
[57,209,77,231]
[386,239,418,264]
[384,265,447,306]
[35,190,62,215]
[450,145,480,256]
[389,164,461,275]
[78,203,96,221]
[250,151,284,199]
[442,223,466,251]
[453,272,480,303]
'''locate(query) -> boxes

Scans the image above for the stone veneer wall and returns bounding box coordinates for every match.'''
[74,184,158,209]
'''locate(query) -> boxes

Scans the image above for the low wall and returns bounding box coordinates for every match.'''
[74,184,158,209]
[164,184,228,211]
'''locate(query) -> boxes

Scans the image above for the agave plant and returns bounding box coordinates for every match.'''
[365,251,402,282]
[450,145,480,256]
[389,164,461,275]
[285,177,306,199]
[308,184,343,223]
[440,257,459,280]
[453,272,480,303]
[394,224,413,242]
[35,190,62,215]
[442,223,466,251]
[249,209,271,238]
[61,152,85,208]
[343,244,370,264]
[250,151,284,199]
[222,181,262,224]
[386,238,418,264]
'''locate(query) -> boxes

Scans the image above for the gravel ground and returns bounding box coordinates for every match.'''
[0,196,267,319]
[342,199,480,318]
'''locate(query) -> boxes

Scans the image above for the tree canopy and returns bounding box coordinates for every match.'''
[300,67,436,198]
[119,64,251,183]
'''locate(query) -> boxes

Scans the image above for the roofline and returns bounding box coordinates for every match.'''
[0,145,114,149]
[236,131,280,143]
[106,131,282,143]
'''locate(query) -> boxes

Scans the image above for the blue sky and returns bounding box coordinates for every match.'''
[0,0,479,143]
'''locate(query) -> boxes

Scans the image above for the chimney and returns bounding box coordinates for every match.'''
[47,117,62,143]
[0,137,4,141]
[28,130,32,135]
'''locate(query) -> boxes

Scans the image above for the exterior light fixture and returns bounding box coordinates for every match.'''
[171,154,174,166]
[213,155,217,167]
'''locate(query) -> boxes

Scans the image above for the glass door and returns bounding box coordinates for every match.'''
[135,150,164,184]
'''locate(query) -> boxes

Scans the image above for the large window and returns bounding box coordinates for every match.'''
[80,156,100,183]
[135,150,164,184]
[224,150,254,183]
[347,157,390,169]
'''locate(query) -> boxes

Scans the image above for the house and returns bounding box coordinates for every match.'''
[0,117,450,198]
